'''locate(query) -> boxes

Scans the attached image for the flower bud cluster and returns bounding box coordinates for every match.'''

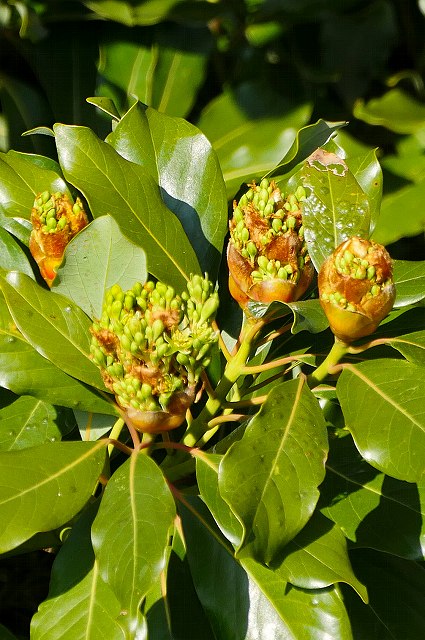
[227,178,314,307]
[29,191,88,286]
[318,236,395,343]
[90,275,219,432]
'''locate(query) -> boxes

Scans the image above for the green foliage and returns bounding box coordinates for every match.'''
[0,1,424,638]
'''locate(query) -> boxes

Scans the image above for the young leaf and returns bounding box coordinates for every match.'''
[320,435,425,560]
[91,452,175,637]
[54,124,200,290]
[107,102,228,279]
[1,271,106,390]
[52,215,147,320]
[219,377,328,564]
[300,148,371,271]
[31,502,125,640]
[0,440,106,553]
[337,359,425,482]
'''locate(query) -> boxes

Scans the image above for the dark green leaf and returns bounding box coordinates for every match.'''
[337,359,425,482]
[393,260,425,308]
[1,271,106,390]
[54,124,200,289]
[52,216,147,320]
[31,501,125,640]
[219,377,328,564]
[300,149,371,271]
[0,396,66,451]
[273,511,367,600]
[343,550,425,639]
[320,435,425,560]
[247,299,328,335]
[92,452,175,636]
[180,497,353,640]
[107,102,228,278]
[0,441,106,553]
[389,330,425,366]
[373,180,425,245]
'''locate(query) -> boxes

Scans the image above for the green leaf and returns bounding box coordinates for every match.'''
[320,435,425,560]
[52,216,147,320]
[388,330,425,366]
[92,452,176,636]
[107,102,228,278]
[345,149,383,235]
[337,359,425,482]
[196,453,243,546]
[0,149,68,219]
[393,260,425,308]
[273,511,367,600]
[300,149,371,271]
[198,81,312,197]
[343,550,425,639]
[219,377,328,564]
[86,0,190,25]
[74,411,116,441]
[373,179,425,245]
[86,96,121,121]
[180,497,353,640]
[0,226,34,277]
[265,119,347,180]
[354,88,425,134]
[0,624,18,640]
[31,502,125,640]
[0,300,114,414]
[0,396,66,451]
[54,124,200,289]
[246,299,329,335]
[1,271,106,390]
[99,24,210,117]
[0,440,106,553]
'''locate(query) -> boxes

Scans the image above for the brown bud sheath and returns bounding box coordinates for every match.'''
[318,236,396,343]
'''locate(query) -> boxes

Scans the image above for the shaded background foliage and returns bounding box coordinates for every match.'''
[0,0,424,637]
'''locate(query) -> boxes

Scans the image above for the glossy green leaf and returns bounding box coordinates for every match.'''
[354,88,425,134]
[265,119,347,180]
[345,149,383,235]
[0,396,64,451]
[54,124,200,289]
[343,550,425,639]
[388,330,425,366]
[74,411,116,441]
[393,260,425,308]
[196,453,243,546]
[0,149,68,219]
[85,0,188,25]
[52,216,147,320]
[107,102,228,277]
[219,377,328,564]
[373,180,425,245]
[0,440,106,553]
[1,271,106,390]
[273,511,367,600]
[320,435,425,560]
[198,81,312,197]
[0,226,34,277]
[337,359,425,482]
[86,96,120,121]
[300,150,371,271]
[0,300,114,414]
[92,452,176,636]
[180,497,353,640]
[246,299,328,335]
[0,208,32,245]
[31,502,125,640]
[99,25,210,117]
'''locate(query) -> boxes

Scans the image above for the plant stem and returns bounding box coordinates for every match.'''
[307,338,349,388]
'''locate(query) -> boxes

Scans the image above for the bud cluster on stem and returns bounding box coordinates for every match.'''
[29,190,88,286]
[227,178,314,308]
[318,236,395,343]
[90,275,219,433]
